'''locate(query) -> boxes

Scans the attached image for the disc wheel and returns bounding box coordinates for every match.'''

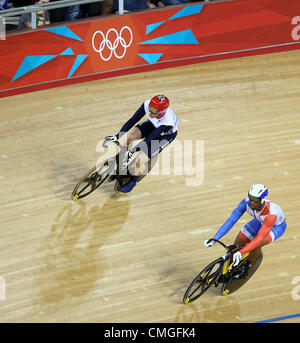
[71,160,112,200]
[221,254,263,296]
[183,258,223,304]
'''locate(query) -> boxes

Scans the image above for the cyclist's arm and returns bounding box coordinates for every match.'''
[240,214,277,255]
[117,104,145,138]
[213,199,247,240]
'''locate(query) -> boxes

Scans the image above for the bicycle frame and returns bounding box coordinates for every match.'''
[211,248,250,293]
[193,240,249,291]
[72,138,158,199]
[102,140,138,178]
[203,252,231,285]
[219,251,249,278]
[183,240,253,303]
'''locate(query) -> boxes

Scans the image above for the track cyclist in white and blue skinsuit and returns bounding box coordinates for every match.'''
[103,95,178,193]
[204,184,286,278]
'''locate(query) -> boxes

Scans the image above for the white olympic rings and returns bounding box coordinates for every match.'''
[92,26,133,61]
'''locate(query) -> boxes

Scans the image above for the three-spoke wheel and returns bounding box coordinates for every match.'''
[183,257,224,304]
[71,160,112,200]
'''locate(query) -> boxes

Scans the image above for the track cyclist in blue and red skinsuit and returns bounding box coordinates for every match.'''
[204,184,287,278]
[103,95,178,193]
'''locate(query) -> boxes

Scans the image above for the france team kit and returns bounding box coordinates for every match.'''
[213,198,286,255]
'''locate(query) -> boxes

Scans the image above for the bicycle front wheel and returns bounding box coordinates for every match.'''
[183,258,223,304]
[71,159,113,200]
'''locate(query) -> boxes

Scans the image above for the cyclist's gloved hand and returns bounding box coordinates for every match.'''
[204,239,215,248]
[102,135,118,148]
[232,251,242,266]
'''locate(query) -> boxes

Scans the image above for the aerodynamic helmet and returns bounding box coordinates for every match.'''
[248,184,268,202]
[149,95,169,117]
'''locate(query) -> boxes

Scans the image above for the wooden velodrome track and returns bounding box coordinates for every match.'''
[0,49,300,323]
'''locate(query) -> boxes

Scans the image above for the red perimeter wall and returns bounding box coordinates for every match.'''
[0,0,299,98]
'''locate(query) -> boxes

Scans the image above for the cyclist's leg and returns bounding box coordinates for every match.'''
[132,131,178,178]
[138,131,178,176]
[268,219,287,243]
[118,127,142,148]
[119,121,155,148]
[118,123,154,193]
[119,148,150,193]
[235,218,262,264]
[251,220,287,259]
[120,130,177,192]
[151,131,178,157]
[132,150,151,177]
[235,219,286,264]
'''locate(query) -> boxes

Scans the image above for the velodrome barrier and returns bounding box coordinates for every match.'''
[0,0,299,98]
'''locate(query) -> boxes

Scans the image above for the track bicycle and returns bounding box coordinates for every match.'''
[183,239,263,303]
[71,140,153,200]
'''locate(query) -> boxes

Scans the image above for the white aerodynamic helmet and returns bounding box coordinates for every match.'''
[248,184,268,200]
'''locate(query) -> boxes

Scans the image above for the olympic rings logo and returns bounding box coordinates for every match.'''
[92,26,133,61]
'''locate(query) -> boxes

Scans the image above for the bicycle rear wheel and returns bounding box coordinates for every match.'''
[183,258,223,304]
[71,159,113,200]
[221,253,263,296]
